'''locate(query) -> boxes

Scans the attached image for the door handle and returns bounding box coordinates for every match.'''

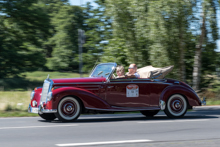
[108,86,114,88]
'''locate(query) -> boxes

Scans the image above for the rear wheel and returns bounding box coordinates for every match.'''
[55,97,81,122]
[164,94,187,118]
[38,113,56,121]
[140,110,159,117]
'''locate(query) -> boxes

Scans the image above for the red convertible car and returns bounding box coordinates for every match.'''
[28,63,205,122]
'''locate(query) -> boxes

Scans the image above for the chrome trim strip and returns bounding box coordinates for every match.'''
[41,109,57,113]
[54,82,103,85]
[109,81,172,85]
[82,88,100,90]
[77,85,101,87]
[85,107,160,112]
[111,78,167,82]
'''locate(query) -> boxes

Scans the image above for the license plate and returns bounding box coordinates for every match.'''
[31,107,38,113]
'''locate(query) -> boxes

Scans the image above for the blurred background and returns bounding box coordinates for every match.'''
[0,0,220,113]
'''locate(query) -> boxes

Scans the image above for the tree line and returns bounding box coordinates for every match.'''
[0,0,220,90]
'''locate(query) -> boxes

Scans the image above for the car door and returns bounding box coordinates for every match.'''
[106,78,152,107]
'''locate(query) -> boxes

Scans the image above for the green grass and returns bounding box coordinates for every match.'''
[23,71,87,82]
[0,111,38,117]
[0,71,89,117]
[206,100,220,105]
[0,71,89,91]
[0,91,32,111]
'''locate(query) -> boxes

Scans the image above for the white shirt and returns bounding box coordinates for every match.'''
[134,72,140,78]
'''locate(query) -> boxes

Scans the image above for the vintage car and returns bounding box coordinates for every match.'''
[28,62,205,122]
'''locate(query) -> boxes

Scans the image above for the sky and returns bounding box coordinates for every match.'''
[70,0,220,51]
[69,0,94,6]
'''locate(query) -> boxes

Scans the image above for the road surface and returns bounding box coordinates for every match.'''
[0,106,220,147]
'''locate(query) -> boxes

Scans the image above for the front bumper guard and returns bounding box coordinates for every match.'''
[28,104,57,114]
[201,97,206,106]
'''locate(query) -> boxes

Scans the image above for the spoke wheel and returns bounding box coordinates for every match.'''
[140,110,159,117]
[55,97,81,122]
[38,113,56,121]
[164,94,187,118]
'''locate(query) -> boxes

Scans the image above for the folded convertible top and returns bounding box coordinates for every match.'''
[137,65,174,79]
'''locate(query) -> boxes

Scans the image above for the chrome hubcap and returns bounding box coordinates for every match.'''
[171,99,183,112]
[63,103,75,115]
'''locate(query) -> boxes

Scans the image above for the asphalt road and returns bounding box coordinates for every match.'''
[0,106,220,147]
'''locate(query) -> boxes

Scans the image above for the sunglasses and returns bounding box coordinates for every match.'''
[128,67,134,69]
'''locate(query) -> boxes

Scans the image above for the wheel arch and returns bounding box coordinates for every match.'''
[51,87,111,110]
[57,95,85,113]
[160,85,201,107]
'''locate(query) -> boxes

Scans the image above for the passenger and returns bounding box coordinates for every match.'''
[126,64,140,78]
[116,65,125,78]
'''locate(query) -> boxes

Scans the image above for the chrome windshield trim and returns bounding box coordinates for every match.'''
[89,62,117,80]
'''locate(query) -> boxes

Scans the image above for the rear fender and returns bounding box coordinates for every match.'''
[51,87,111,110]
[160,85,201,107]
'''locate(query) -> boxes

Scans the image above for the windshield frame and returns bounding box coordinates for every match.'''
[89,62,117,80]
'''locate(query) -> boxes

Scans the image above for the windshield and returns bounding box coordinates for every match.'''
[90,63,117,79]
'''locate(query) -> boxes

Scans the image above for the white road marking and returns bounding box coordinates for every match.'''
[56,139,153,146]
[138,119,209,123]
[0,124,78,130]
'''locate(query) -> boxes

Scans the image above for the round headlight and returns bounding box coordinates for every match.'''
[30,91,35,100]
[32,100,37,107]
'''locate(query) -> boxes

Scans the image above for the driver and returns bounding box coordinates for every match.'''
[126,64,140,78]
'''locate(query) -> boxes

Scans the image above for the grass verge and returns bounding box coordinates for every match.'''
[206,100,220,105]
[0,110,38,117]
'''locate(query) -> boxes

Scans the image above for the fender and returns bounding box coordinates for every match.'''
[51,87,111,110]
[160,85,201,107]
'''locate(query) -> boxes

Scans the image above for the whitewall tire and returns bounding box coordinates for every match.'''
[164,94,187,118]
[55,97,81,122]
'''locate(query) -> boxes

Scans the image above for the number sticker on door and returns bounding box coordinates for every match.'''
[126,84,139,97]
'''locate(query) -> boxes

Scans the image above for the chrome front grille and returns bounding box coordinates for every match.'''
[40,79,53,103]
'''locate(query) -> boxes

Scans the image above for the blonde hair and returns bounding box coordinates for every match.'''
[116,65,125,75]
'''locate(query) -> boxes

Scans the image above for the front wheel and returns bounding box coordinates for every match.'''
[164,94,187,118]
[55,97,81,122]
[38,113,56,121]
[140,110,159,117]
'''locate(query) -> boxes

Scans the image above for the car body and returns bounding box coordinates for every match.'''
[28,62,205,121]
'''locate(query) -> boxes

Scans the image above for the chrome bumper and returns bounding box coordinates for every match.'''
[28,104,57,114]
[159,100,166,110]
[201,97,206,106]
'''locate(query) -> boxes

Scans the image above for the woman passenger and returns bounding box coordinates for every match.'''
[116,65,125,78]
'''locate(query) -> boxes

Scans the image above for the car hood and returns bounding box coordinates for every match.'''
[52,77,106,85]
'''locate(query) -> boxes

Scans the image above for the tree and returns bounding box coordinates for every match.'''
[104,0,150,68]
[0,0,50,78]
[46,3,85,71]
[83,0,112,71]
[192,0,219,90]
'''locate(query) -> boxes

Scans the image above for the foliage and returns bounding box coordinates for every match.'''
[0,0,50,78]
[0,71,87,91]
[0,0,219,91]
